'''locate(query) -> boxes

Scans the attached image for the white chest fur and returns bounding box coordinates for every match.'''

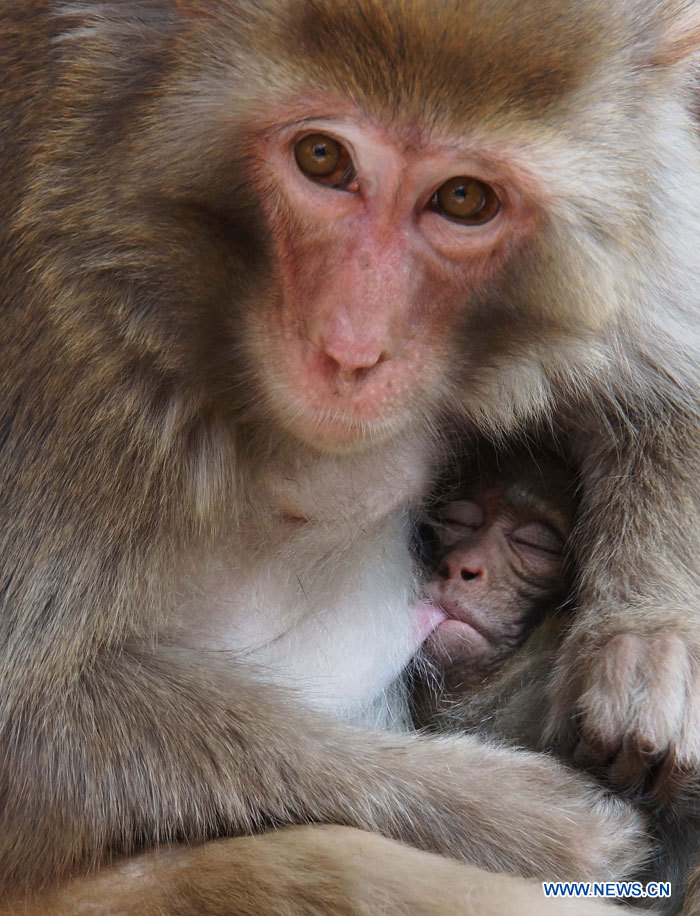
[169,435,434,726]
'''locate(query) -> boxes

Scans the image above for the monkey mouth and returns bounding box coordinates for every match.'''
[415,602,449,641]
[427,599,497,648]
[267,391,411,454]
[424,584,496,644]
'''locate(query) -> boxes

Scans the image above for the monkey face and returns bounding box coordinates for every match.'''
[423,487,569,675]
[242,112,539,452]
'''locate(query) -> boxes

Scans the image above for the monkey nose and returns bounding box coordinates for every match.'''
[439,558,483,583]
[321,345,390,379]
[311,308,394,379]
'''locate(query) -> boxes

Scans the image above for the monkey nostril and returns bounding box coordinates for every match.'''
[460,569,479,581]
[438,562,450,580]
[322,346,390,380]
[350,365,371,383]
[347,357,388,381]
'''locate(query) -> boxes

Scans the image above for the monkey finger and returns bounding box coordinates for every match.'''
[571,637,645,766]
[606,734,668,794]
[663,660,700,768]
[648,751,697,803]
[572,735,620,771]
[649,671,700,799]
[611,634,692,793]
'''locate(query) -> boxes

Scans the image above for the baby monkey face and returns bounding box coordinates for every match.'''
[423,484,570,679]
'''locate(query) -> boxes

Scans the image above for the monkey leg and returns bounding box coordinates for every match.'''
[0,825,658,916]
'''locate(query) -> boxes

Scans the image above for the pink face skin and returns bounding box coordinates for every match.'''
[423,488,567,677]
[247,105,541,451]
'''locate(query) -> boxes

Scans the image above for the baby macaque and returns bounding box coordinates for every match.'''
[415,446,700,916]
[419,446,575,694]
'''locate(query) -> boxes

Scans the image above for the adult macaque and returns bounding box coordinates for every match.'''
[415,449,699,915]
[0,0,698,912]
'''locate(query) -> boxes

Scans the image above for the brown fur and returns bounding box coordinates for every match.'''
[0,0,698,912]
[2,826,636,916]
[682,862,700,916]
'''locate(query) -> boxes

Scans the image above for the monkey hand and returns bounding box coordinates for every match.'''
[546,629,700,796]
[394,734,650,882]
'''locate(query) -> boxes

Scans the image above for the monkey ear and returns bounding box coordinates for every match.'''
[651,3,700,68]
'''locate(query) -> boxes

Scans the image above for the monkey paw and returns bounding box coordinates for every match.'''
[546,631,700,797]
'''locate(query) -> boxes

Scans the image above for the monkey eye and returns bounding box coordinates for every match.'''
[510,522,564,557]
[431,500,484,545]
[438,500,484,529]
[294,133,358,191]
[430,176,500,225]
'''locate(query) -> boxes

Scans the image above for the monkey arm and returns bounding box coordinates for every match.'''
[1,825,651,916]
[547,405,700,791]
[0,646,646,895]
